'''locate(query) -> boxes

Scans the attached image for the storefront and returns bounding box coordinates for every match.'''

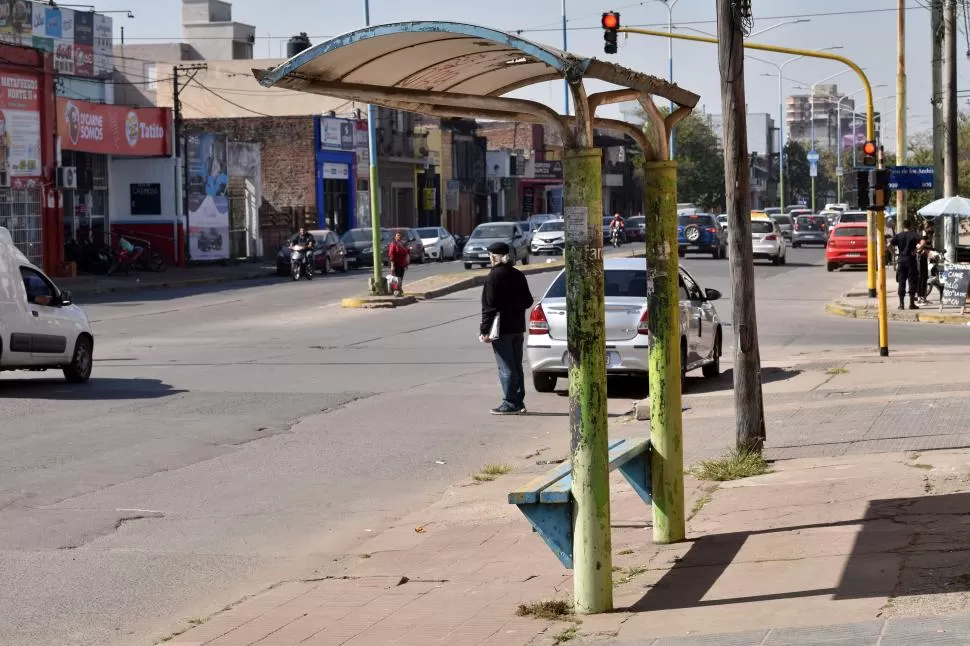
[0,49,56,271]
[55,97,173,263]
[314,115,358,233]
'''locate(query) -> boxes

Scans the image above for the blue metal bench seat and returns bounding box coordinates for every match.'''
[507,437,652,568]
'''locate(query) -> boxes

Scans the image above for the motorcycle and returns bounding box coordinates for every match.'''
[610,227,622,248]
[290,244,314,281]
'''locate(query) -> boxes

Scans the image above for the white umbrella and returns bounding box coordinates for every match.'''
[917,196,970,219]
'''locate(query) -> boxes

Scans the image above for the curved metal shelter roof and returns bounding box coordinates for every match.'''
[254,21,698,118]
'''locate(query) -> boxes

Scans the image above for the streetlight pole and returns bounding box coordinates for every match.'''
[810,69,852,211]
[363,0,386,295]
[662,0,680,159]
[562,0,569,115]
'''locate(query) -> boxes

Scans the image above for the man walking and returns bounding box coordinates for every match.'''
[480,241,534,415]
[891,218,920,310]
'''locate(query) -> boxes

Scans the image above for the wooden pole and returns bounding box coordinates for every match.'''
[943,0,959,261]
[896,0,907,224]
[716,0,766,452]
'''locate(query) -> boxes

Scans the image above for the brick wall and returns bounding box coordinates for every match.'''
[184,116,316,255]
[478,122,543,153]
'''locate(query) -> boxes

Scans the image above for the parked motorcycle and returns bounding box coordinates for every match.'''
[290,244,314,281]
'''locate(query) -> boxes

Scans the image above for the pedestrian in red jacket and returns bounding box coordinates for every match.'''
[388,231,410,295]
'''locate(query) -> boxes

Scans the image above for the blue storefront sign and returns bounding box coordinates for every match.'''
[889,166,935,190]
[314,115,357,232]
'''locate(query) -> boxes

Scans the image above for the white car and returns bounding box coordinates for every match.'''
[530,219,565,255]
[527,258,723,393]
[749,218,787,265]
[0,227,94,383]
[416,226,457,262]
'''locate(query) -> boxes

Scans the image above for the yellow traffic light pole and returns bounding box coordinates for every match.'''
[616,26,889,355]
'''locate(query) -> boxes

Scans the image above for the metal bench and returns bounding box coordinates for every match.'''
[507,437,652,568]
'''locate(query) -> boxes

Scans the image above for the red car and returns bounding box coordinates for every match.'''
[826,223,869,271]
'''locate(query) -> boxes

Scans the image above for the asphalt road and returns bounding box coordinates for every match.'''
[0,245,960,646]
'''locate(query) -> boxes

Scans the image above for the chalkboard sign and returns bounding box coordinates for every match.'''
[939,263,970,313]
[130,183,161,216]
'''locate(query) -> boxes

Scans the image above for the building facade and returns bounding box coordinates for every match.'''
[707,112,777,209]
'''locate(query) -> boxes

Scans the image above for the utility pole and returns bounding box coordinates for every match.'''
[363,0,387,295]
[943,0,959,262]
[172,63,207,265]
[895,0,907,224]
[931,0,945,205]
[716,0,766,452]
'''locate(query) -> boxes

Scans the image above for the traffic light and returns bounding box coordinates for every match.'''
[603,12,620,54]
[867,168,891,210]
[862,140,877,167]
[853,170,870,210]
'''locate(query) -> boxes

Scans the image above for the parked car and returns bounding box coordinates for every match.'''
[387,228,426,264]
[625,216,646,242]
[748,218,788,265]
[716,214,729,231]
[791,214,829,248]
[275,229,348,275]
[526,258,723,393]
[0,227,94,383]
[524,213,557,232]
[463,221,530,269]
[769,213,794,241]
[530,219,565,255]
[416,226,457,262]
[678,213,727,259]
[342,228,390,267]
[764,207,782,217]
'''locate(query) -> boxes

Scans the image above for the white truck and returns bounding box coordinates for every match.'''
[0,227,93,383]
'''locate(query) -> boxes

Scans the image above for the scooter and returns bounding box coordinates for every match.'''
[290,244,314,281]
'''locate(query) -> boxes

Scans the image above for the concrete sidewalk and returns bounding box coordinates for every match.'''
[825,280,970,325]
[165,351,970,646]
[59,262,275,297]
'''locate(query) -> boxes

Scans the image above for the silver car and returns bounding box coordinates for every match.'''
[527,258,723,393]
[462,222,530,269]
[531,219,565,255]
[749,219,788,265]
[770,213,794,241]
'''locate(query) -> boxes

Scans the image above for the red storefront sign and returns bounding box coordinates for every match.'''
[56,98,171,156]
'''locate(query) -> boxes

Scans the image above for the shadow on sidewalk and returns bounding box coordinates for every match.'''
[0,377,184,400]
[684,366,802,395]
[626,492,970,612]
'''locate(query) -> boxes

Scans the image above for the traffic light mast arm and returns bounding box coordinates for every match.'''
[616,26,875,141]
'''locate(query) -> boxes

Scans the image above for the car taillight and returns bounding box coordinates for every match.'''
[764,234,777,241]
[706,227,717,234]
[828,239,835,247]
[529,304,549,335]
[637,309,650,335]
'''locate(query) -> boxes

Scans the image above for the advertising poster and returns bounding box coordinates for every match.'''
[30,1,50,52]
[72,9,92,76]
[57,98,170,156]
[354,120,369,180]
[93,13,112,77]
[319,116,353,151]
[0,70,41,184]
[186,132,230,260]
[0,0,32,46]
[52,7,73,76]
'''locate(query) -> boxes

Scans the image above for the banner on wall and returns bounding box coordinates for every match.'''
[0,69,41,187]
[57,98,170,156]
[319,116,353,151]
[186,132,230,260]
[2,3,114,77]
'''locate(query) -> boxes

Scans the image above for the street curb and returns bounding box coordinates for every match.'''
[825,300,970,325]
[341,251,645,309]
[341,295,417,308]
[65,270,273,296]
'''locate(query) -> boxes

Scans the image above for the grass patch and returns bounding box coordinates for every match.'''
[554,625,579,643]
[516,599,573,620]
[473,463,513,482]
[613,565,647,587]
[690,448,772,482]
[826,366,848,375]
[908,462,933,470]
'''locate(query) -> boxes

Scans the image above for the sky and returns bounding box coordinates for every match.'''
[86,0,969,152]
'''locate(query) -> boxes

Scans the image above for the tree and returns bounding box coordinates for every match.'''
[642,112,725,211]
[783,139,810,205]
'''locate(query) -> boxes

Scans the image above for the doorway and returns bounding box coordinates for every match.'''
[324,178,349,233]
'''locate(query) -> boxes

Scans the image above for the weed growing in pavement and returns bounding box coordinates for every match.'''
[690,448,772,482]
[908,462,933,470]
[473,463,513,482]
[617,548,634,556]
[516,599,573,620]
[826,366,849,375]
[554,625,579,643]
[689,483,720,519]
[613,565,647,587]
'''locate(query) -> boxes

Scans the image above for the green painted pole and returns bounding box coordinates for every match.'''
[364,0,387,296]
[562,147,613,614]
[643,160,685,544]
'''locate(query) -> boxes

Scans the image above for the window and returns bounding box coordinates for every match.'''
[143,63,157,91]
[751,220,775,235]
[546,269,647,299]
[678,214,716,227]
[680,271,702,300]
[20,267,54,305]
[835,227,868,237]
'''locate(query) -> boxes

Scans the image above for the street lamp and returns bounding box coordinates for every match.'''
[678,18,809,39]
[749,45,841,211]
[645,0,681,159]
[837,85,887,200]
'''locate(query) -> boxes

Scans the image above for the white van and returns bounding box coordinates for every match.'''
[0,227,93,383]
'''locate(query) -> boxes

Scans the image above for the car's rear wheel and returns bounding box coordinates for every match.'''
[533,372,557,393]
[339,257,348,272]
[703,330,721,378]
[772,255,780,266]
[826,262,837,272]
[64,335,93,384]
[464,262,472,270]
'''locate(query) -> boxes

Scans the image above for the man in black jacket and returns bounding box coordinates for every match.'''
[891,218,920,310]
[480,241,534,414]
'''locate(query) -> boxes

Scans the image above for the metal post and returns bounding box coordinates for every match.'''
[777,72,785,211]
[896,0,907,224]
[943,0,958,262]
[364,0,387,294]
[562,0,570,115]
[563,147,612,614]
[932,0,945,203]
[837,98,843,202]
[877,150,889,356]
[810,84,816,212]
[666,1,677,159]
[643,159,684,543]
[853,109,858,168]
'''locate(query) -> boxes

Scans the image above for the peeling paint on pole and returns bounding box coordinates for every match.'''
[643,160,685,545]
[563,147,612,614]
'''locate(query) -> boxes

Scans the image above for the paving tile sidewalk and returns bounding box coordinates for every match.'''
[825,280,970,324]
[59,262,275,297]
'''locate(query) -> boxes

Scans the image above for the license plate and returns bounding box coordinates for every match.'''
[846,252,862,257]
[561,351,620,368]
[478,253,489,259]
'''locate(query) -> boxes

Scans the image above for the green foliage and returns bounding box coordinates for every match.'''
[642,111,725,211]
[783,139,811,205]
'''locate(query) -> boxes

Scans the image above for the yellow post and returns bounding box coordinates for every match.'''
[867,212,877,298]
[876,210,889,356]
[643,160,685,544]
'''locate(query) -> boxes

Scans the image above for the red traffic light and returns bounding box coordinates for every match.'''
[862,140,877,156]
[602,12,619,30]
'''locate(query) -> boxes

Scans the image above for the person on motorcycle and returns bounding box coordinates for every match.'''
[289,227,315,274]
[609,212,625,245]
